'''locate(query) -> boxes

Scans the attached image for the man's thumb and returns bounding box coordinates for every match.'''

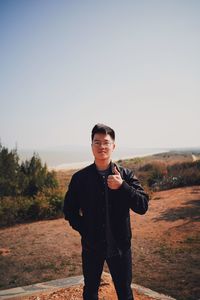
[114,166,120,175]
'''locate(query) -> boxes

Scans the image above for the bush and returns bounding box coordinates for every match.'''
[0,143,62,227]
[153,161,200,190]
[134,159,200,191]
[0,194,64,227]
[49,196,63,215]
[138,161,167,187]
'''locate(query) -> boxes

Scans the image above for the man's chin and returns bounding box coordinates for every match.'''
[95,154,107,159]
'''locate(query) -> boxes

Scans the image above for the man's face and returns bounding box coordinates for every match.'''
[91,133,115,161]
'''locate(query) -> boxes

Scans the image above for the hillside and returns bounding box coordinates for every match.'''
[0,185,199,300]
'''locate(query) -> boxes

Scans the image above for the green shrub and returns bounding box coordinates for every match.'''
[49,196,63,215]
[0,194,64,227]
[0,197,18,226]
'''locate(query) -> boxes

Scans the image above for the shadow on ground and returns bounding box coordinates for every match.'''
[153,199,200,222]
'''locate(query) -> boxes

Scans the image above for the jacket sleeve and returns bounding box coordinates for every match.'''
[119,168,149,214]
[63,174,84,235]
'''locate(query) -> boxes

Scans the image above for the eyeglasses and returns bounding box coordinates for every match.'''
[92,141,113,148]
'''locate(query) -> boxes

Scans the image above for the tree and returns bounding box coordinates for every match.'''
[0,143,20,196]
[20,153,58,196]
[0,143,58,197]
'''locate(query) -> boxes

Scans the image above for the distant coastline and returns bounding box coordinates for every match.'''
[17,146,200,171]
[18,147,200,171]
[18,147,169,171]
[48,149,169,171]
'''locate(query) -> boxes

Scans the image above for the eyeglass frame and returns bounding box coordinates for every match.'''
[92,140,114,148]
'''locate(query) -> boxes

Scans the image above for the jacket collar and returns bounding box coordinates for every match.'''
[92,161,119,175]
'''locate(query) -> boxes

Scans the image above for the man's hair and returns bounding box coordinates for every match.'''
[91,124,115,141]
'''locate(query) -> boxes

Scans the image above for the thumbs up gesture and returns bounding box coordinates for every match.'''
[107,166,123,190]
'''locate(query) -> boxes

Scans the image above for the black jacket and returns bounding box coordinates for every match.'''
[63,162,149,251]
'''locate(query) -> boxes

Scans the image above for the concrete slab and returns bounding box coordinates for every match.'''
[132,283,176,300]
[0,273,176,300]
[0,287,25,298]
[0,275,84,299]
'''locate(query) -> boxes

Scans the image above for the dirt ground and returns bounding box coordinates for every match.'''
[23,286,155,300]
[0,186,200,300]
[24,286,155,300]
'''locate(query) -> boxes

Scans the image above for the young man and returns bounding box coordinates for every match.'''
[63,124,149,300]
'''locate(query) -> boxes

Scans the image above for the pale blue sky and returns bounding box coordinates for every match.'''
[1,0,200,150]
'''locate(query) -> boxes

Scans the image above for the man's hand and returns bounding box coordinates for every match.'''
[107,167,123,190]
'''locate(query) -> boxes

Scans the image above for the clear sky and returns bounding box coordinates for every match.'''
[1,0,200,150]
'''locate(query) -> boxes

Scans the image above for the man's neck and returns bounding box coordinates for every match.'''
[95,159,111,171]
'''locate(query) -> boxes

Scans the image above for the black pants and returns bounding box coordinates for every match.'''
[82,248,134,300]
